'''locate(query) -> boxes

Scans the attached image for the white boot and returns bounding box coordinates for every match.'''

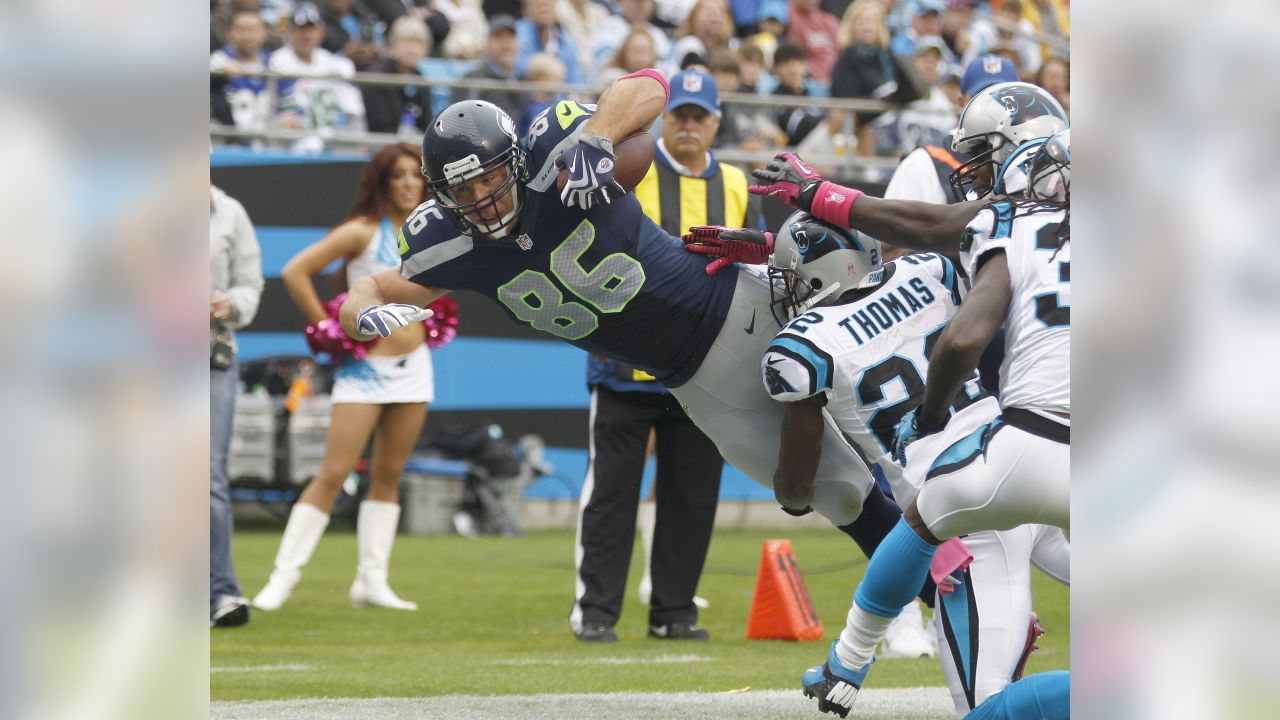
[637,500,656,605]
[253,502,330,611]
[350,500,417,610]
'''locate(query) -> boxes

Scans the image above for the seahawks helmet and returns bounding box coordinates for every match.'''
[768,210,883,324]
[950,82,1068,199]
[421,100,527,239]
[1027,129,1070,202]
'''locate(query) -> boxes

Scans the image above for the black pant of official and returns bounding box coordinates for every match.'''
[572,386,724,631]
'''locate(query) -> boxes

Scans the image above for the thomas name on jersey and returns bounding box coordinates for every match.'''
[785,255,948,348]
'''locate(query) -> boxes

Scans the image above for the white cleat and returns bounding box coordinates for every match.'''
[879,601,936,659]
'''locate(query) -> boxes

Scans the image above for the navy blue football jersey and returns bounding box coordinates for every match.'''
[399,100,737,386]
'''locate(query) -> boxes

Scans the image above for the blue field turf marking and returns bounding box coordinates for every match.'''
[212,147,370,166]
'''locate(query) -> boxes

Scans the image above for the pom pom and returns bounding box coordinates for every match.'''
[424,295,459,349]
[304,293,378,362]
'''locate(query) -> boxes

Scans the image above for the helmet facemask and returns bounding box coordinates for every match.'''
[1027,131,1070,202]
[428,147,527,240]
[767,212,884,325]
[949,133,1007,200]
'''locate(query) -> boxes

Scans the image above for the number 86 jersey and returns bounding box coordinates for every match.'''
[398,100,736,387]
[960,202,1071,415]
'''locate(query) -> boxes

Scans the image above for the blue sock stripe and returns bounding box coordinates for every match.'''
[853,518,936,618]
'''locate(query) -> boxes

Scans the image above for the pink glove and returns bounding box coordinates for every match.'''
[749,151,864,227]
[682,226,774,275]
[748,152,824,208]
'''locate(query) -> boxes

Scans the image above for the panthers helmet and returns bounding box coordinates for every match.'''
[768,210,883,324]
[949,82,1068,199]
[1027,129,1070,202]
[421,100,527,239]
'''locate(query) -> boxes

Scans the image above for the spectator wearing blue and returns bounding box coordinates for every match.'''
[515,0,585,85]
[889,0,946,59]
[210,11,275,132]
[960,52,1018,102]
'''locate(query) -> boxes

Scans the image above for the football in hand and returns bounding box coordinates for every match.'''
[556,131,656,197]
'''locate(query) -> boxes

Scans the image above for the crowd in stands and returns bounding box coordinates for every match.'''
[211,0,1068,174]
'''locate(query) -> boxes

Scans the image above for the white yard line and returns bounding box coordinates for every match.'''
[211,664,318,673]
[211,688,956,720]
[489,654,714,666]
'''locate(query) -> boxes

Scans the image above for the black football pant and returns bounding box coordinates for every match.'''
[571,386,724,631]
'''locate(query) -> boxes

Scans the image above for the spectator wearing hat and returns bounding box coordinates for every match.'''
[269,3,367,134]
[360,16,435,133]
[960,52,1017,103]
[890,0,953,62]
[873,51,1018,249]
[784,0,840,83]
[592,0,671,77]
[868,37,958,157]
[571,69,758,645]
[454,15,524,116]
[515,0,585,85]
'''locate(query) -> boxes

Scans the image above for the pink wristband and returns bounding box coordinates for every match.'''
[621,68,670,103]
[809,181,863,228]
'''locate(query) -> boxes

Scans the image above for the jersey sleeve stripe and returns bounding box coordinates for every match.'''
[936,254,963,305]
[527,124,589,192]
[401,234,474,278]
[768,334,834,393]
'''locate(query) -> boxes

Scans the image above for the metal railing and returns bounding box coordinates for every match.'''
[210,68,954,172]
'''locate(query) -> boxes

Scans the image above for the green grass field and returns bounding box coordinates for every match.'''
[213,525,1068,704]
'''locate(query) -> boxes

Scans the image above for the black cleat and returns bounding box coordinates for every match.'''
[648,622,710,640]
[575,624,618,643]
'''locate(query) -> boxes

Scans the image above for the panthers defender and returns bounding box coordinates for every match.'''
[802,133,1072,720]
[338,71,917,638]
[743,212,1049,718]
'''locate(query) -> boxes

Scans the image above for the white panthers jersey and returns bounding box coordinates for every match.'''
[761,254,988,502]
[961,201,1071,414]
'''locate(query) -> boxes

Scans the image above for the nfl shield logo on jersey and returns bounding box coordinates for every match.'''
[515,234,533,251]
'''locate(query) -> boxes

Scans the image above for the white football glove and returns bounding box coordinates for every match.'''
[355,303,434,338]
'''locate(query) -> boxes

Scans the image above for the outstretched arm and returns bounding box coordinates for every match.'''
[340,268,445,339]
[750,152,988,253]
[917,252,1012,428]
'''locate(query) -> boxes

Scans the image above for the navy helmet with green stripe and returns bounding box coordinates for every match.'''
[768,210,883,325]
